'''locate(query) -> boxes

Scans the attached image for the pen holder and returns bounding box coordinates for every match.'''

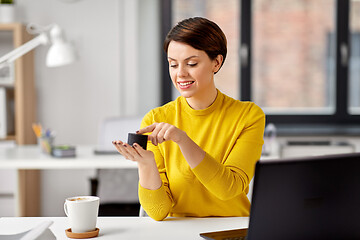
[38,136,54,154]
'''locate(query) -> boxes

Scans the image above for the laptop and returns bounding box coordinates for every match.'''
[200,152,360,240]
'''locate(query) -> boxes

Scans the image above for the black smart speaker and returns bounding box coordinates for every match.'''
[127,133,148,150]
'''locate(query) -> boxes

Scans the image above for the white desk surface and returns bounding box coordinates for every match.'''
[0,145,137,169]
[0,216,249,240]
[0,145,278,170]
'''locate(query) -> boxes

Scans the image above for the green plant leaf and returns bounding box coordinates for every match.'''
[0,0,14,4]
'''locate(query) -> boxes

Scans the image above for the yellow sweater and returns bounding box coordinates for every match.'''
[139,90,265,221]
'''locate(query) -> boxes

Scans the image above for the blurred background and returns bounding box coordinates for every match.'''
[0,0,359,217]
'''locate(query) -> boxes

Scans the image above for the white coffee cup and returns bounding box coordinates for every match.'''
[64,196,100,233]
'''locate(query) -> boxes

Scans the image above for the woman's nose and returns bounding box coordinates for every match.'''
[177,65,188,78]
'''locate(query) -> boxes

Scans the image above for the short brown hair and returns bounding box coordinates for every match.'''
[163,17,227,72]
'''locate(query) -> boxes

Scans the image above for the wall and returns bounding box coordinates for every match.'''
[17,0,121,144]
[9,0,160,216]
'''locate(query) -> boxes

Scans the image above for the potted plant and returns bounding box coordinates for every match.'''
[0,0,15,23]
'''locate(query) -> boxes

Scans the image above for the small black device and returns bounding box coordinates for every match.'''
[127,133,148,150]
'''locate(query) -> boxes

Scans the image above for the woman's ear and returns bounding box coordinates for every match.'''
[213,54,224,74]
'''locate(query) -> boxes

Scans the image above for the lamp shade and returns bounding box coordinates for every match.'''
[0,23,76,68]
[45,25,76,67]
[46,41,75,67]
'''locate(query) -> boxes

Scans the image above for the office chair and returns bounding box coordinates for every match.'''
[91,116,143,216]
[139,205,147,217]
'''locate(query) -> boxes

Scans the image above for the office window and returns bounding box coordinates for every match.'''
[349,0,360,114]
[171,0,240,100]
[162,0,360,127]
[252,0,336,114]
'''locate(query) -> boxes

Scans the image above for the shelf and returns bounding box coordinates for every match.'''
[1,23,38,217]
[0,22,36,145]
[0,22,22,30]
[2,135,15,141]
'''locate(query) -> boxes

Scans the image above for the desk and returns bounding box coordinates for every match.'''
[0,216,249,240]
[0,145,135,217]
[0,145,135,169]
[0,145,277,217]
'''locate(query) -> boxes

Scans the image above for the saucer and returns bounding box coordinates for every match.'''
[65,228,99,239]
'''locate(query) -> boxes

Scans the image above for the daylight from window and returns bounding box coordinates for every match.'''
[252,0,336,114]
[171,0,359,117]
[172,0,240,100]
[349,0,360,114]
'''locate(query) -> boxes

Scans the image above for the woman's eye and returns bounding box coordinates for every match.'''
[188,63,197,67]
[170,64,178,68]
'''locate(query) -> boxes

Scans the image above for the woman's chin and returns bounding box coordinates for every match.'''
[179,91,194,99]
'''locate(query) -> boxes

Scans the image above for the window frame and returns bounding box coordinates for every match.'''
[160,0,360,128]
[160,0,173,106]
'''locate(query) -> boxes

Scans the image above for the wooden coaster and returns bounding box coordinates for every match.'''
[65,228,99,239]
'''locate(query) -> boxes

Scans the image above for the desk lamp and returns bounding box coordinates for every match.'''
[0,23,75,68]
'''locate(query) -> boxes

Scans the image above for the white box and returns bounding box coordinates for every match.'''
[0,87,14,139]
[0,197,16,217]
[0,63,15,87]
[0,169,16,217]
[0,170,16,193]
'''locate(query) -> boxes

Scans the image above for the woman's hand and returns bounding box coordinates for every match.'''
[138,122,205,168]
[137,122,186,146]
[112,140,155,167]
[112,140,162,190]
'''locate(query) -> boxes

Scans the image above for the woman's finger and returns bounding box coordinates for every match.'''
[133,143,154,160]
[150,123,162,146]
[122,143,141,160]
[112,140,125,154]
[137,123,157,135]
[118,144,133,159]
[156,126,167,144]
[126,143,142,158]
[133,143,145,155]
[113,141,132,159]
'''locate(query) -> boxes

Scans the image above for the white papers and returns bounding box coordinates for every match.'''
[0,87,14,139]
[0,87,7,138]
[0,220,55,240]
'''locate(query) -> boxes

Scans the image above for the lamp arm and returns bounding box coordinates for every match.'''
[0,33,49,65]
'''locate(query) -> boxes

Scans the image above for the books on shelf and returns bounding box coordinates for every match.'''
[52,145,76,158]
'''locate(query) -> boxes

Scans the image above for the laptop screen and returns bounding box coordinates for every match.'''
[247,152,360,240]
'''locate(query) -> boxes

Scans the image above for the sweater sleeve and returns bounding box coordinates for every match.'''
[191,104,265,200]
[138,111,173,221]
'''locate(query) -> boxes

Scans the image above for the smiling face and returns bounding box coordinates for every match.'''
[167,41,223,109]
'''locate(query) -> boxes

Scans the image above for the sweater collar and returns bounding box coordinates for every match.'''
[181,89,223,116]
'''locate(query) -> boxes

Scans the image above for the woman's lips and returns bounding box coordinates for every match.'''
[178,81,195,89]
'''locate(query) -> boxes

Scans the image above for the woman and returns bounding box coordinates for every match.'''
[113,17,265,221]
